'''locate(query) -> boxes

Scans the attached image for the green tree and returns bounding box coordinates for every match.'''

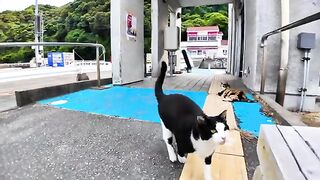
[0,0,227,63]
[181,5,228,40]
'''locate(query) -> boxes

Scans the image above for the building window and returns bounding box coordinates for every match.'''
[208,36,217,41]
[188,36,197,41]
[197,50,202,55]
[195,36,208,41]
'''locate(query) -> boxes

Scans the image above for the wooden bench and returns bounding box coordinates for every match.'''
[253,125,320,180]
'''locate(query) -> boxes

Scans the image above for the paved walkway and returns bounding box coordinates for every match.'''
[0,105,183,179]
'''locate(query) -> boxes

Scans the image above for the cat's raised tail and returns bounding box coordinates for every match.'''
[155,61,167,101]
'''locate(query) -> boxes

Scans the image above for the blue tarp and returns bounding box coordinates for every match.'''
[39,86,207,123]
[232,93,274,137]
[39,86,274,136]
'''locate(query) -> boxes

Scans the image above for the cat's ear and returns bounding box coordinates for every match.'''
[197,115,206,124]
[219,110,227,120]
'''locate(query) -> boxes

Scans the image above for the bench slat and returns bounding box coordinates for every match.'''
[293,126,320,159]
[277,125,320,180]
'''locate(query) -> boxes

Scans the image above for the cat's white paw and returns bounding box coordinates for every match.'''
[204,164,213,180]
[178,155,187,163]
[168,153,177,162]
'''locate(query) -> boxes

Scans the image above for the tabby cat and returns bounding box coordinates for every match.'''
[217,82,254,102]
[155,62,229,180]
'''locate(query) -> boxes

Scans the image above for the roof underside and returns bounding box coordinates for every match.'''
[177,0,233,7]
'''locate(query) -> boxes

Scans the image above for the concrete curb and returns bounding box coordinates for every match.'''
[257,94,306,126]
[15,78,112,107]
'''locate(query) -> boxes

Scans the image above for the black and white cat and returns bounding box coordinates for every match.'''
[155,62,229,180]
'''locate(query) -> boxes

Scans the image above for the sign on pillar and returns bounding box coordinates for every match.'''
[111,0,144,85]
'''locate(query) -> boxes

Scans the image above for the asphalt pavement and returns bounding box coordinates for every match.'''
[0,105,183,180]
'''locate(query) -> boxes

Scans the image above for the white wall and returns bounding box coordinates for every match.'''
[227,3,233,74]
[286,0,320,96]
[151,0,168,77]
[241,0,320,111]
[111,0,144,84]
[216,45,228,58]
[175,8,182,72]
[284,0,320,111]
[242,0,281,92]
[242,0,258,89]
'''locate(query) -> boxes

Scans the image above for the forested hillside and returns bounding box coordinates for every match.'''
[0,0,227,63]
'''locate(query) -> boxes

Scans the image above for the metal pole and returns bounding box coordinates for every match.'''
[303,50,311,111]
[299,57,307,112]
[275,65,288,105]
[34,0,39,66]
[169,51,173,76]
[96,46,101,87]
[259,42,267,94]
[306,51,310,93]
[275,0,290,105]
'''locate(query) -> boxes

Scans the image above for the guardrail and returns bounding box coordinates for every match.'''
[0,42,106,87]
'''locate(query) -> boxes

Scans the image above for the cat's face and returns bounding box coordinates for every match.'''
[220,82,230,90]
[218,83,230,96]
[197,110,229,145]
[212,121,229,145]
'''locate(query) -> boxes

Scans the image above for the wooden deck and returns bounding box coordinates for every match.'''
[253,125,320,180]
[126,72,214,92]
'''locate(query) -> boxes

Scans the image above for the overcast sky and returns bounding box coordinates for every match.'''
[0,0,74,12]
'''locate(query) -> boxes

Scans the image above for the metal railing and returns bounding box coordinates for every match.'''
[0,42,106,87]
[259,12,320,105]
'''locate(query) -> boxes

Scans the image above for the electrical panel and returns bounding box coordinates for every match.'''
[297,33,316,49]
[164,26,180,51]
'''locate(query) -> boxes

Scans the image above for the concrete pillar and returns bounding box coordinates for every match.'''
[229,4,237,75]
[151,0,168,77]
[175,8,182,73]
[234,17,243,77]
[242,0,281,91]
[227,3,234,74]
[111,0,144,85]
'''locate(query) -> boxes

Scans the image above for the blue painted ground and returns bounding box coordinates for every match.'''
[38,86,207,123]
[232,93,274,137]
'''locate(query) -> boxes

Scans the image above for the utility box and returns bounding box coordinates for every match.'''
[164,26,180,51]
[297,33,316,49]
